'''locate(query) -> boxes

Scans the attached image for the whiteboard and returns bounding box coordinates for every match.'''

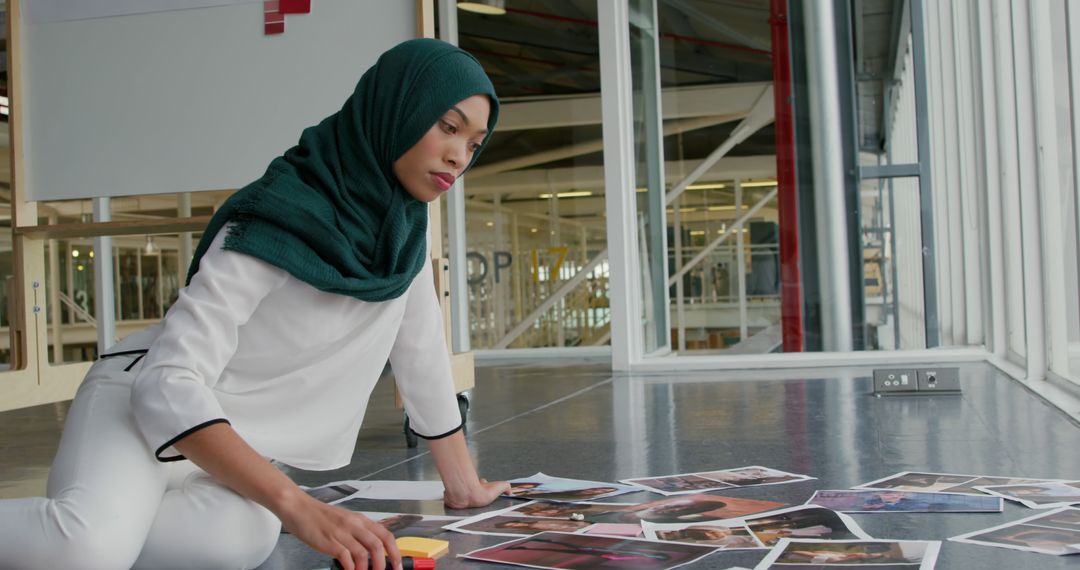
[21,0,413,201]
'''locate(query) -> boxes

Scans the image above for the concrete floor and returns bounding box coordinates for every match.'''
[1,360,1079,569]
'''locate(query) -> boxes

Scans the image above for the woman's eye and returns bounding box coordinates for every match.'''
[469,143,481,152]
[442,121,457,134]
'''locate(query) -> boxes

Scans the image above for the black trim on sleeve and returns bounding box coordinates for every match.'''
[154,418,231,463]
[99,348,150,360]
[123,353,147,372]
[411,421,464,441]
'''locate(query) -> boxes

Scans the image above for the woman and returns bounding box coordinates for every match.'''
[0,38,507,570]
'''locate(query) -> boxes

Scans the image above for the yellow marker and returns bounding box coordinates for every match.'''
[396,537,449,559]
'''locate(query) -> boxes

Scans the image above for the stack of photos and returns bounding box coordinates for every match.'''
[856,471,1053,496]
[462,531,718,570]
[753,539,941,569]
[950,507,1080,555]
[622,466,814,496]
[807,490,1002,513]
[350,511,463,539]
[974,481,1080,509]
[505,473,638,502]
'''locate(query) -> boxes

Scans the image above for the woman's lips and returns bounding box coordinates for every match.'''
[432,172,455,191]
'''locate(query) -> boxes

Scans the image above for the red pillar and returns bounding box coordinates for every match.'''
[770,0,804,352]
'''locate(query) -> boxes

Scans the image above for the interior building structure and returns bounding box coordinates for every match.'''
[0,1,1078,569]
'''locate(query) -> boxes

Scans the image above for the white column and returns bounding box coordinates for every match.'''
[804,0,853,351]
[736,180,748,341]
[178,192,193,283]
[92,197,116,352]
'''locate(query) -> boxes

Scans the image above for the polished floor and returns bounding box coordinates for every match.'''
[1,360,1079,569]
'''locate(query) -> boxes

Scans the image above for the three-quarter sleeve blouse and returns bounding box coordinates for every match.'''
[126,228,462,470]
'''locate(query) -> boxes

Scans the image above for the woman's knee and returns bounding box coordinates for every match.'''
[46,498,147,569]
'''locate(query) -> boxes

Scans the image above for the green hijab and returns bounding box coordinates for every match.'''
[186,38,498,301]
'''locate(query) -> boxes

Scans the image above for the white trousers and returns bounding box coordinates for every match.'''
[0,354,281,570]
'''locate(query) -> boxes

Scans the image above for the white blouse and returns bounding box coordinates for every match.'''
[121,228,462,471]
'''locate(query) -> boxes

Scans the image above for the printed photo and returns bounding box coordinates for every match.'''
[855,471,1050,496]
[696,467,811,488]
[463,531,717,570]
[303,482,360,505]
[622,467,813,496]
[642,521,763,549]
[951,507,1080,555]
[506,473,638,502]
[740,506,871,547]
[511,501,639,521]
[807,490,1002,513]
[976,481,1080,509]
[445,514,593,537]
[580,523,645,538]
[348,510,462,539]
[753,539,940,568]
[589,494,786,524]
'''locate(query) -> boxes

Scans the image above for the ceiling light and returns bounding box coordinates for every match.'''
[457,0,506,15]
[539,191,593,199]
[687,183,727,190]
[741,180,778,187]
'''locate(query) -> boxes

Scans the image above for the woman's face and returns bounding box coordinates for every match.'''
[393,94,491,203]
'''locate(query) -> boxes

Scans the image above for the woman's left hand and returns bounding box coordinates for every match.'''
[444,478,510,509]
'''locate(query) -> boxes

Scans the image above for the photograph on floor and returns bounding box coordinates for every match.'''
[974,481,1080,509]
[505,473,638,502]
[300,479,447,504]
[641,521,764,549]
[445,511,594,537]
[621,466,814,496]
[587,494,787,524]
[735,505,871,546]
[579,523,645,537]
[349,511,463,539]
[508,500,641,521]
[753,539,941,568]
[302,482,361,505]
[855,471,1054,496]
[807,490,1003,513]
[462,531,718,570]
[950,507,1080,555]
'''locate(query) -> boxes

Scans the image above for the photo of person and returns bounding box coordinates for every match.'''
[696,466,808,487]
[976,481,1080,509]
[644,522,762,549]
[512,501,638,520]
[756,539,940,568]
[951,507,1080,556]
[808,490,1002,513]
[446,514,593,537]
[339,511,462,539]
[622,475,734,495]
[741,506,871,546]
[504,473,638,502]
[462,531,717,570]
[303,483,360,505]
[856,471,1051,496]
[590,494,785,524]
[622,466,813,496]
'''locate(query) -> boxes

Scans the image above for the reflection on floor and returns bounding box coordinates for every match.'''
[1,361,1078,569]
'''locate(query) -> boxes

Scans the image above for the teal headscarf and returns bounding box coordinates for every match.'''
[186,38,498,301]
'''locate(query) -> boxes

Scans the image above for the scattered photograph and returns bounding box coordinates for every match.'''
[855,471,1052,496]
[622,467,814,496]
[348,511,462,539]
[951,507,1080,555]
[753,539,940,568]
[510,500,640,521]
[738,505,871,547]
[975,481,1080,509]
[506,473,639,502]
[642,521,763,549]
[445,513,593,537]
[462,531,718,570]
[580,523,645,538]
[302,482,360,505]
[807,489,1002,513]
[588,494,787,524]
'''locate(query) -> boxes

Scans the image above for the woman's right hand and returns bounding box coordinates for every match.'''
[275,491,401,570]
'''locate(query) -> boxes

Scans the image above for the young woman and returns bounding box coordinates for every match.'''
[0,38,507,570]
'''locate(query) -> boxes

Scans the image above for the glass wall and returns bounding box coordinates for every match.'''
[451,2,610,350]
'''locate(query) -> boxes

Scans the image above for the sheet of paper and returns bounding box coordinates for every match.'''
[302,480,446,504]
[950,506,1080,555]
[854,470,1055,496]
[753,538,941,569]
[622,466,815,496]
[461,531,719,570]
[806,489,1002,513]
[504,472,638,502]
[975,481,1080,509]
